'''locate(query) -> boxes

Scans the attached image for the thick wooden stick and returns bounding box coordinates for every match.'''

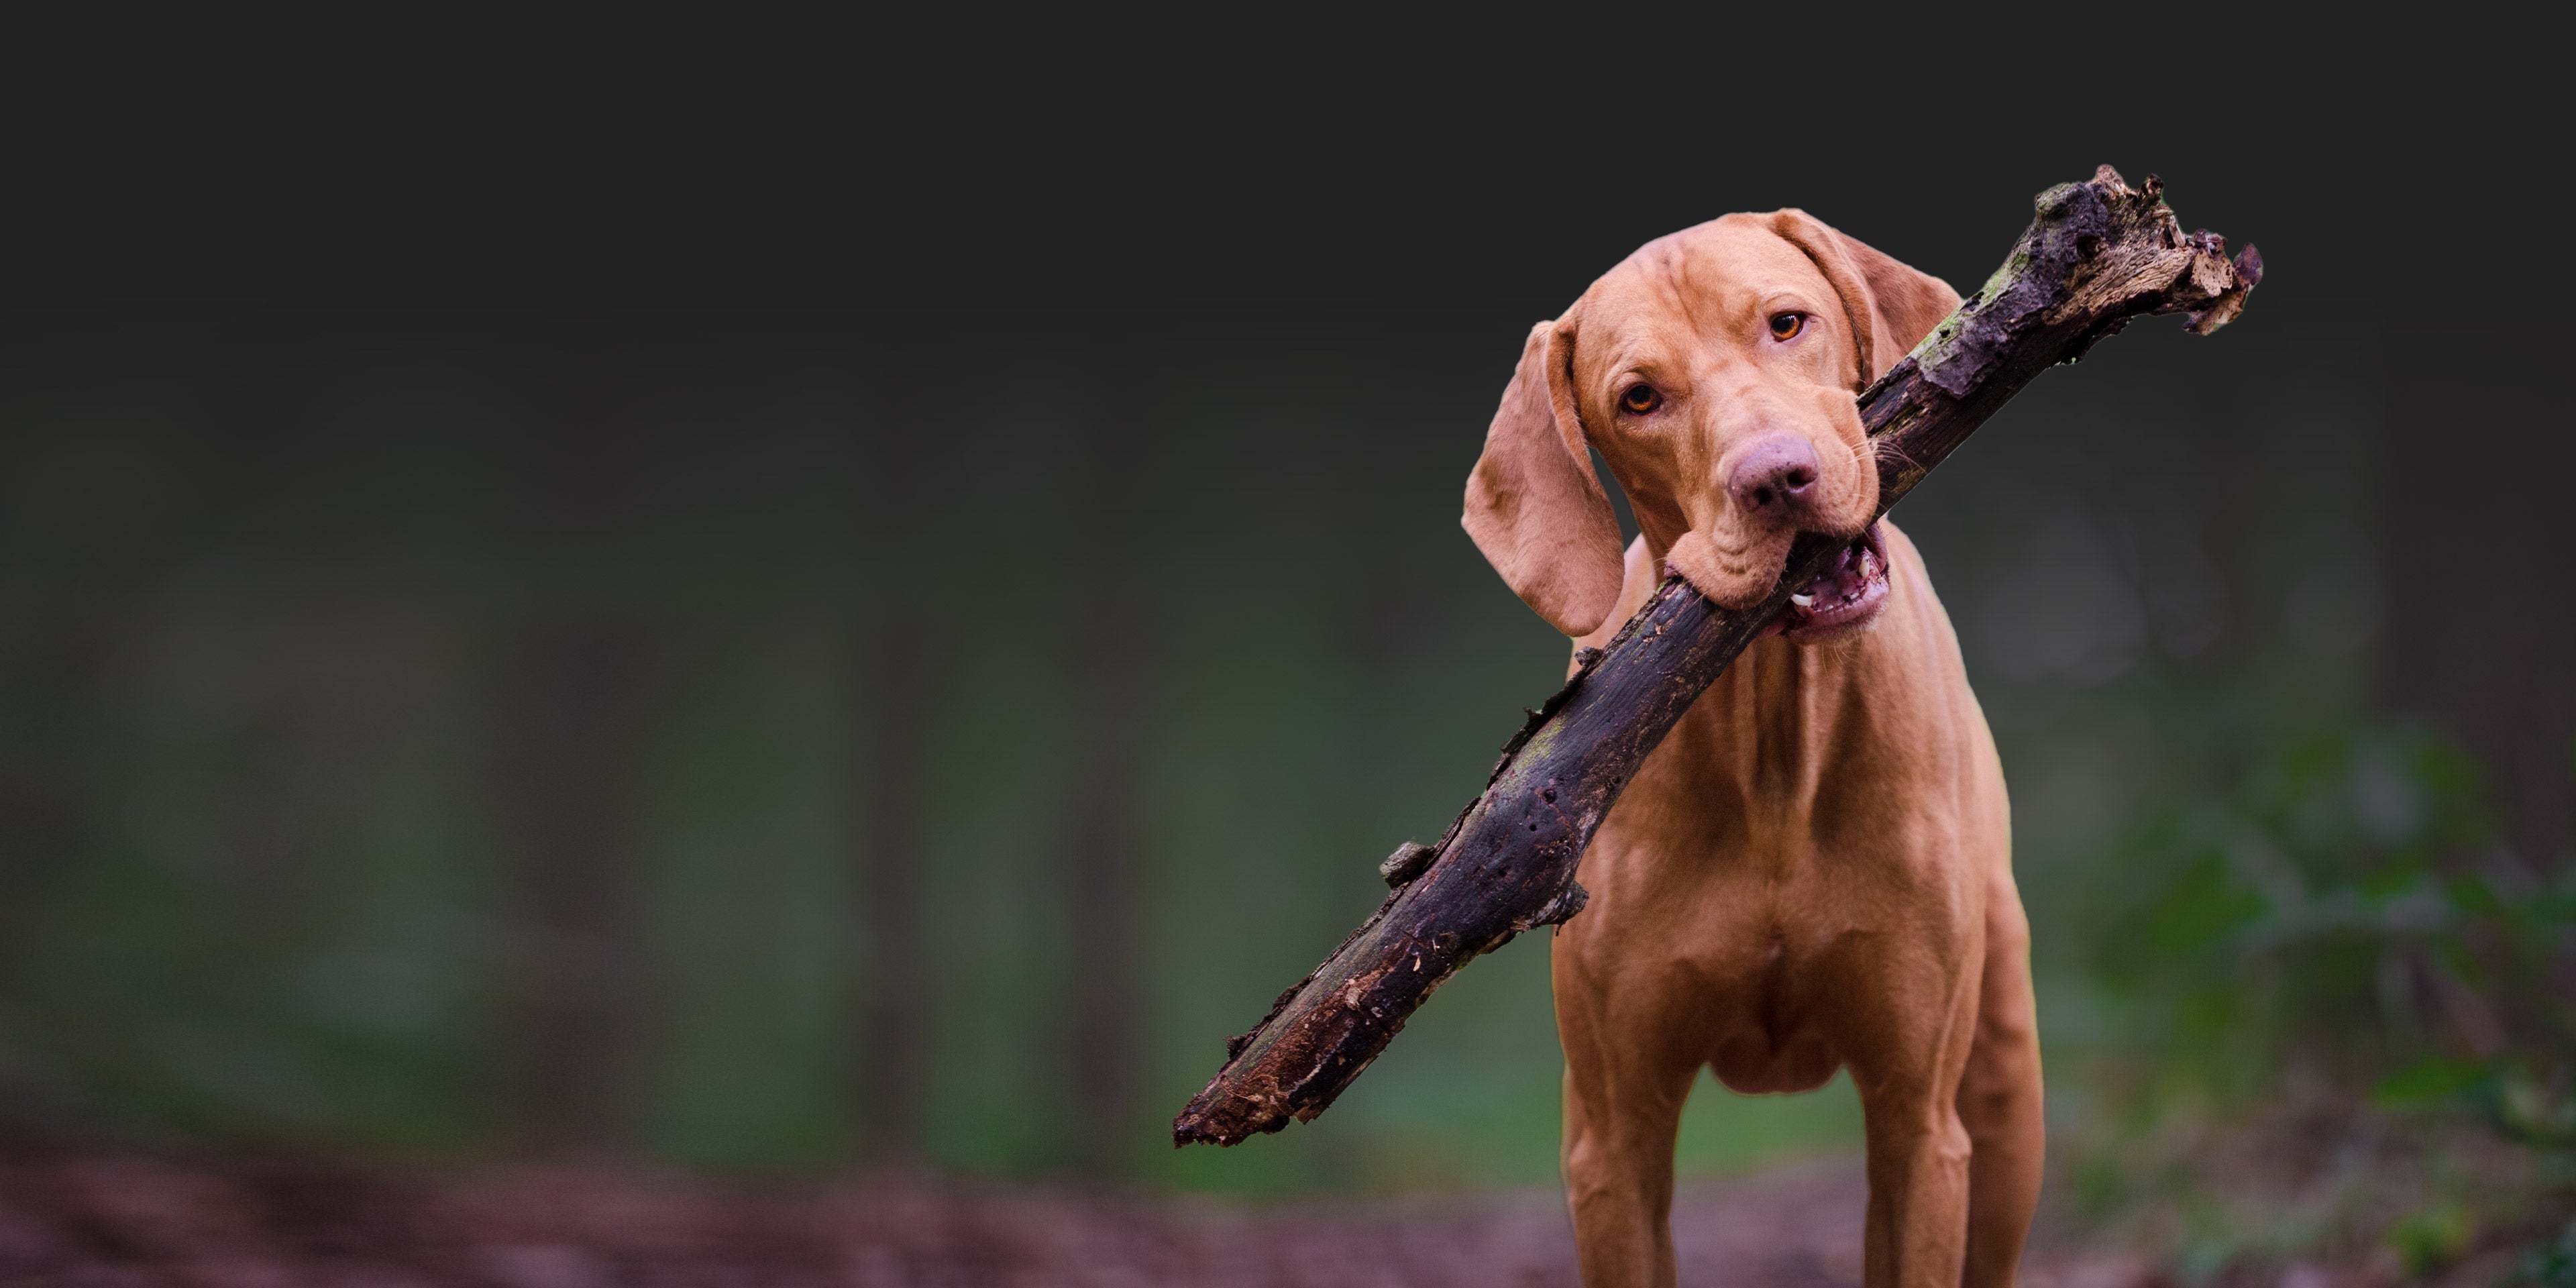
[1173,166,2262,1148]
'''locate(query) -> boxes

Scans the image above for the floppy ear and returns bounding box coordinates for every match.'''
[1768,209,1964,389]
[1462,317,1625,637]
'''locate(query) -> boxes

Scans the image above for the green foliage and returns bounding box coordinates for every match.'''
[2049,716,2576,1277]
[2524,1218,2576,1288]
[2076,720,2575,1120]
[2388,1202,2476,1277]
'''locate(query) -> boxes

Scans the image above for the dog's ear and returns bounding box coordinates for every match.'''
[1769,210,1963,390]
[1462,317,1625,637]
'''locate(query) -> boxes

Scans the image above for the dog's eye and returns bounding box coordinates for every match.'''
[1619,385,1662,415]
[1768,312,1806,341]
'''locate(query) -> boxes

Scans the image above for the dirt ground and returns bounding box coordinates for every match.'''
[0,1152,2255,1288]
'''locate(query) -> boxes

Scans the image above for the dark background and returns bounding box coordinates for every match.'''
[0,25,2567,1263]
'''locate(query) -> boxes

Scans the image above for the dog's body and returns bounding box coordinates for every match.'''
[1464,214,2042,1288]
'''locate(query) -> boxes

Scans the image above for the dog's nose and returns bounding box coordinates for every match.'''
[1727,435,1822,518]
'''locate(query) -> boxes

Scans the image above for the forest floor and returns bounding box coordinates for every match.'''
[0,1150,2426,1288]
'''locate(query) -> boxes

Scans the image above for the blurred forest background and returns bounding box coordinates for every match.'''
[0,27,2569,1283]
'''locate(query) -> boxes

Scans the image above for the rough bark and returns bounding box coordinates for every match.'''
[1174,166,2264,1147]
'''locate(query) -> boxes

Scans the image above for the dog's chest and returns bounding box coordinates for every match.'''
[1568,631,1979,1075]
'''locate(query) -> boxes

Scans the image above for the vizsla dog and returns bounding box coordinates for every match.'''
[1462,212,2041,1288]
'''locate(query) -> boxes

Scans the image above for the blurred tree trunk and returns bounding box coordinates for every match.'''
[856,358,934,1163]
[1063,492,1147,1178]
[2382,341,2573,869]
[1066,574,1148,1179]
[0,397,227,1139]
[496,374,649,1154]
[0,624,113,1138]
[499,617,645,1150]
[857,636,934,1161]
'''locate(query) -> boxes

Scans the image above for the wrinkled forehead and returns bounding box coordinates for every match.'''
[1572,217,1837,383]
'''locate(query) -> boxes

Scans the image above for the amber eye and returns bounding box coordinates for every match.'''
[1618,384,1662,415]
[1768,312,1806,340]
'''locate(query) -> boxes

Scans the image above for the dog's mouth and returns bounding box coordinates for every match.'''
[1763,523,1891,643]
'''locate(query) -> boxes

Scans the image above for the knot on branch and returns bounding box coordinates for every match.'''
[1379,841,1437,888]
[1511,879,1591,932]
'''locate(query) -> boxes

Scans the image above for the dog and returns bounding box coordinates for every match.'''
[1462,211,2041,1288]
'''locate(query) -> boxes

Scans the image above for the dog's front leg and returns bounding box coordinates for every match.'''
[1560,1057,1695,1287]
[1844,956,1984,1288]
[1856,1086,1974,1288]
[1957,869,2044,1288]
[1555,956,1698,1288]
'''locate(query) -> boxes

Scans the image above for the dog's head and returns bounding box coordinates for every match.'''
[1464,211,1957,640]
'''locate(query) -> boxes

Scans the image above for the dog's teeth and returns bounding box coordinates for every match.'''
[1790,592,1815,607]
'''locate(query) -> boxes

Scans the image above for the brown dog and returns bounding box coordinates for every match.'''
[1463,212,2042,1288]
